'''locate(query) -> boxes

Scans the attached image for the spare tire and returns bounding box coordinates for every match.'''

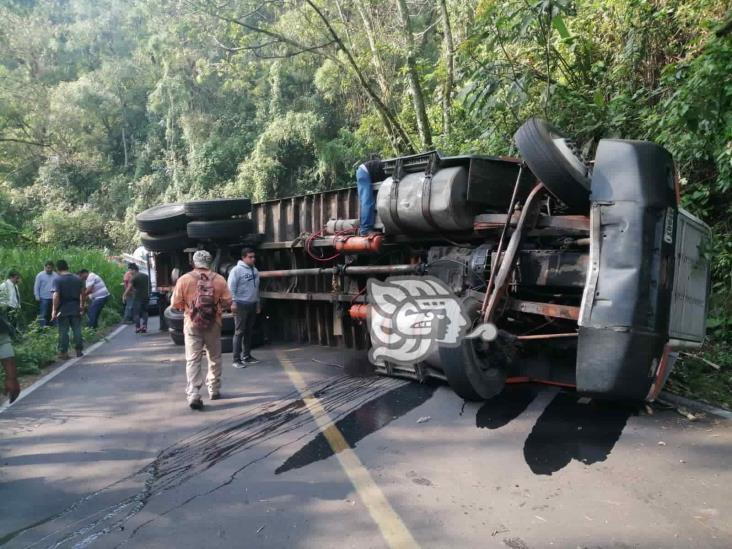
[140,231,192,252]
[187,219,254,241]
[169,329,185,346]
[185,198,252,220]
[514,118,591,210]
[222,312,234,334]
[164,306,184,332]
[136,203,189,234]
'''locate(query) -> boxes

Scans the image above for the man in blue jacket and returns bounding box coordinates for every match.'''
[356,156,386,235]
[227,247,260,367]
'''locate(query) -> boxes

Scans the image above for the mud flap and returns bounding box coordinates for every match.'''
[577,139,676,401]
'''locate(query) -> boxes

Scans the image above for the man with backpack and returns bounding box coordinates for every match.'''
[171,250,232,410]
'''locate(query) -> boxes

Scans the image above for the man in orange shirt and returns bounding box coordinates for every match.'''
[171,250,232,410]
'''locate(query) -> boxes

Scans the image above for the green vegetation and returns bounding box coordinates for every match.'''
[0,246,123,379]
[0,1,730,403]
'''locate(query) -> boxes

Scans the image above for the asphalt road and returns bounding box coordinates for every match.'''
[1,320,730,549]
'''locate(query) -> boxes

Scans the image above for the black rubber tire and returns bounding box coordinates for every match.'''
[220,334,233,354]
[438,297,507,401]
[136,203,189,234]
[185,198,252,220]
[164,306,184,332]
[221,312,234,334]
[187,219,255,241]
[140,231,192,252]
[514,118,591,210]
[169,329,185,346]
[170,329,233,353]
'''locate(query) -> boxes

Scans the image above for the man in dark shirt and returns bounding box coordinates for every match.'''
[51,259,85,359]
[356,156,386,235]
[123,265,150,334]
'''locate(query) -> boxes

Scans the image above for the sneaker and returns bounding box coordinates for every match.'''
[140,327,147,334]
[210,392,221,400]
[76,350,84,358]
[189,399,204,411]
[58,352,70,361]
[243,356,260,365]
[135,328,141,334]
[232,361,248,369]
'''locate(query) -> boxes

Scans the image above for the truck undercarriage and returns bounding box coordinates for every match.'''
[144,119,711,403]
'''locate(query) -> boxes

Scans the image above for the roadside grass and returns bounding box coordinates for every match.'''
[668,342,732,410]
[1,246,125,383]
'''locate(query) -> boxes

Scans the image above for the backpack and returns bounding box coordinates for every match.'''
[190,271,217,329]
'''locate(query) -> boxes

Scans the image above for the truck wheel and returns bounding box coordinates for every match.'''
[222,312,235,334]
[438,297,507,401]
[140,231,192,252]
[187,219,255,241]
[220,335,233,354]
[164,306,184,332]
[136,203,189,234]
[169,329,185,346]
[185,198,252,219]
[514,118,591,210]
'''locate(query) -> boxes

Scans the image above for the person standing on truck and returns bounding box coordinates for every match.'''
[228,247,260,368]
[123,264,149,334]
[78,269,110,329]
[34,261,58,327]
[51,260,85,360]
[356,156,386,236]
[172,250,232,410]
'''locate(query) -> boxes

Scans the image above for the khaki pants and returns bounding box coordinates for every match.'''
[184,322,222,401]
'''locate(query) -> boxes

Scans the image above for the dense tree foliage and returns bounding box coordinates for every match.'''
[1,1,730,351]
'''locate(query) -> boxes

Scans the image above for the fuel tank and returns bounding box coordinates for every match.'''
[376,166,474,234]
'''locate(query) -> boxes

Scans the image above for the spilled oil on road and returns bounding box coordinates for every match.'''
[276,382,436,474]
[4,375,409,548]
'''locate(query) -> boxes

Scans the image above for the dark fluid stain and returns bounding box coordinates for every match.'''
[523,391,637,475]
[343,350,376,377]
[276,382,436,474]
[476,385,538,429]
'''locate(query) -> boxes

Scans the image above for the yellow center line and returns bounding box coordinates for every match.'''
[275,350,420,549]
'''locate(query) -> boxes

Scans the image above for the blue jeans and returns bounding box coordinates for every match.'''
[58,315,83,354]
[87,295,109,329]
[356,165,375,235]
[39,298,54,327]
[123,297,134,322]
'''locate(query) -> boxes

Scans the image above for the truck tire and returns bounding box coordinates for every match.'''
[164,306,184,332]
[136,203,189,234]
[140,231,192,252]
[222,312,234,334]
[438,297,507,401]
[185,198,252,219]
[169,329,185,346]
[220,334,233,354]
[514,118,591,210]
[187,219,255,241]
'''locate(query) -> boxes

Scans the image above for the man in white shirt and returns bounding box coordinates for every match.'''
[34,261,58,327]
[78,269,110,329]
[0,270,22,327]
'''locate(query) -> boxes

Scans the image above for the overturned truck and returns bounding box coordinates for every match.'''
[139,119,711,402]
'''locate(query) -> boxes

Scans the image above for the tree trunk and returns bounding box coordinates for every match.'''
[438,0,454,141]
[304,0,415,153]
[395,0,432,150]
[355,0,390,102]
